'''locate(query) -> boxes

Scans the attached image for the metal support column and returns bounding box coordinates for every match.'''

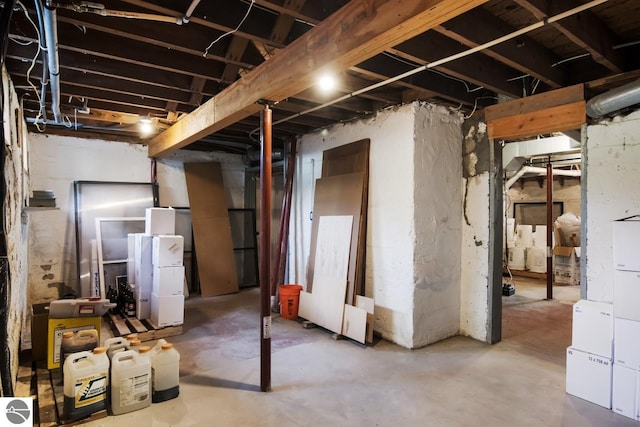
[259,105,272,392]
[546,157,553,300]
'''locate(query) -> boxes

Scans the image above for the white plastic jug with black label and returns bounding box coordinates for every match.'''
[63,348,109,421]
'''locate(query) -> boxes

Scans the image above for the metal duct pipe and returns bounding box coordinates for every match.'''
[34,0,49,122]
[505,166,581,190]
[586,78,640,118]
[43,5,61,122]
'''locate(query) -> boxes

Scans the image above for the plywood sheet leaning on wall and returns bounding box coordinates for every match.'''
[299,215,353,334]
[321,139,370,301]
[184,162,239,297]
[306,174,363,303]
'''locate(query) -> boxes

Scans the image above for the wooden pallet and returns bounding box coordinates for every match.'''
[105,312,183,342]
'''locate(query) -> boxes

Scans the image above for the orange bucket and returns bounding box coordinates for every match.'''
[279,284,303,319]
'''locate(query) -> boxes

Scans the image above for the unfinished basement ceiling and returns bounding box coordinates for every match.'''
[4,0,640,153]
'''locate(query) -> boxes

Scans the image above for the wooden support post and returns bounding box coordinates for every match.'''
[260,104,272,392]
[546,158,553,300]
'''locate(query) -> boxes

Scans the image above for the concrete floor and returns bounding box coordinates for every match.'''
[87,278,636,427]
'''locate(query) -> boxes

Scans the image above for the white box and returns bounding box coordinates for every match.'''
[615,318,640,370]
[572,299,613,358]
[145,207,175,235]
[127,234,135,283]
[612,364,638,419]
[566,347,612,408]
[152,235,184,267]
[614,270,640,321]
[614,216,640,272]
[152,266,184,297]
[133,233,153,295]
[150,293,184,327]
[134,289,151,320]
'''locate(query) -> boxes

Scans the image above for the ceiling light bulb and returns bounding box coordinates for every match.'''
[318,74,336,92]
[139,118,154,136]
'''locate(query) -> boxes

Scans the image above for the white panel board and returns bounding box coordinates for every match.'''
[313,215,354,280]
[342,304,368,344]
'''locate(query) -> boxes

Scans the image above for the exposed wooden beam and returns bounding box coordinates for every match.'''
[484,83,584,122]
[221,36,251,84]
[514,0,624,73]
[188,77,208,106]
[434,7,567,88]
[485,83,585,140]
[390,31,523,97]
[149,0,489,157]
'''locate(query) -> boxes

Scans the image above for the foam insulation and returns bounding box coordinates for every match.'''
[585,111,640,302]
[2,69,29,389]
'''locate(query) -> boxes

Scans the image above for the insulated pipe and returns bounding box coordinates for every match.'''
[259,105,272,393]
[505,166,581,190]
[34,0,49,122]
[183,0,201,23]
[586,78,640,118]
[42,5,61,122]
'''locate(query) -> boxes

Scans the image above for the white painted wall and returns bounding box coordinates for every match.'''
[508,178,581,219]
[291,104,416,347]
[412,105,463,347]
[25,134,245,347]
[460,174,490,340]
[291,102,464,348]
[584,111,640,302]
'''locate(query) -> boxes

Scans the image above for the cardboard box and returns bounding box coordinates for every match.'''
[152,235,184,267]
[614,216,640,272]
[152,265,185,297]
[614,270,640,321]
[612,364,639,419]
[47,317,101,369]
[566,347,612,409]
[615,318,640,370]
[134,288,151,320]
[554,246,581,285]
[145,207,175,235]
[572,299,613,358]
[150,293,184,328]
[133,233,153,295]
[31,303,49,362]
[127,233,135,283]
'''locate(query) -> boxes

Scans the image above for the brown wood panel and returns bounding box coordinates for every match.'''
[484,84,584,123]
[185,162,239,297]
[321,139,370,301]
[307,174,364,303]
[488,101,586,140]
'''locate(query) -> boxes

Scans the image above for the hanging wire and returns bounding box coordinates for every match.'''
[16,1,46,131]
[203,0,255,57]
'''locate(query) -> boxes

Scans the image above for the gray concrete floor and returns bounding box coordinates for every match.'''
[88,279,636,427]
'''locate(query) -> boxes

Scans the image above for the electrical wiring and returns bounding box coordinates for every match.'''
[203,0,255,57]
[8,36,34,45]
[464,95,498,119]
[15,1,46,131]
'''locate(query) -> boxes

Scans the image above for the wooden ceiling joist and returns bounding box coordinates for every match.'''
[148,0,489,157]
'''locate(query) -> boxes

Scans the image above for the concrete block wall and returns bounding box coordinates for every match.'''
[585,111,640,302]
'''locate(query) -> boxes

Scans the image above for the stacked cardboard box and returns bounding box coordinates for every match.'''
[566,299,614,408]
[611,216,640,420]
[553,214,581,284]
[127,208,185,327]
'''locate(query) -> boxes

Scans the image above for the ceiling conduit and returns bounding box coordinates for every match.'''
[586,78,640,118]
[43,3,61,122]
[505,166,581,190]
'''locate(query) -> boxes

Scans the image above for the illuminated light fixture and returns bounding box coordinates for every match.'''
[139,117,154,136]
[317,73,336,93]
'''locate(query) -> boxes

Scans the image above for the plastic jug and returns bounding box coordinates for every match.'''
[111,350,151,415]
[129,339,142,352]
[63,348,109,421]
[60,329,99,379]
[151,343,180,403]
[104,337,130,360]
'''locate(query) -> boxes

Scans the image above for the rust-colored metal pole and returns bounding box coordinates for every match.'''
[271,138,298,297]
[546,158,553,300]
[260,105,272,392]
